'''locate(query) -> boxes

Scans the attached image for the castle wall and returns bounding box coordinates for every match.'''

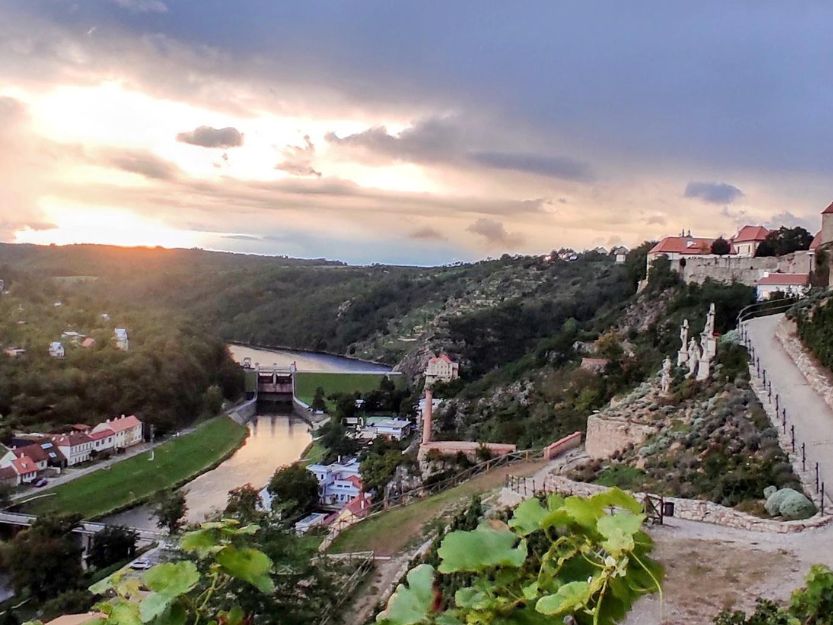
[585,414,659,459]
[677,251,813,286]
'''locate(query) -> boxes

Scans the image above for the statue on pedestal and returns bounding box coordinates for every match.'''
[677,319,690,367]
[687,337,699,378]
[660,356,672,394]
[696,339,711,381]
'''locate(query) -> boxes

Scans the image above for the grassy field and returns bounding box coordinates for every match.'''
[301,440,328,464]
[20,416,248,519]
[294,372,405,408]
[328,460,546,555]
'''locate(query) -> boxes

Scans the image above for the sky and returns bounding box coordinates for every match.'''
[2,2,833,265]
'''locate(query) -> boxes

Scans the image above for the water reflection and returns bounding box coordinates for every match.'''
[105,414,311,530]
[227,344,391,372]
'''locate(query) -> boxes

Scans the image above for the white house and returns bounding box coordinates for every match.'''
[88,428,115,453]
[293,512,329,535]
[732,225,770,258]
[369,418,412,440]
[53,433,95,466]
[424,353,460,385]
[48,342,65,358]
[755,273,811,301]
[307,458,363,506]
[93,415,143,449]
[114,328,129,351]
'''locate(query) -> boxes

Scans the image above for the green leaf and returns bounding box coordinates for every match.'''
[107,600,143,625]
[216,546,275,594]
[562,496,602,530]
[143,562,200,598]
[521,582,539,600]
[597,512,644,555]
[180,528,221,558]
[590,488,644,515]
[139,593,171,623]
[435,615,462,625]
[218,606,245,625]
[455,587,490,610]
[535,581,592,616]
[509,499,548,536]
[152,603,187,625]
[438,527,527,573]
[376,564,436,625]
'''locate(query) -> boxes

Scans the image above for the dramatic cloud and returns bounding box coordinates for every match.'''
[276,135,322,177]
[176,126,243,149]
[327,118,591,181]
[104,150,180,180]
[466,218,523,246]
[684,181,744,204]
[112,0,168,14]
[409,226,446,241]
[470,151,593,182]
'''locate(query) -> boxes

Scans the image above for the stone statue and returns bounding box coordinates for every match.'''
[660,356,672,394]
[696,339,711,381]
[686,337,699,378]
[677,319,690,367]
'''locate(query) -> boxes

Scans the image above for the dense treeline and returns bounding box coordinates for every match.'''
[0,264,242,435]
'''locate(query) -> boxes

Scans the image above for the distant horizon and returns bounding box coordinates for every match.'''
[2,2,833,264]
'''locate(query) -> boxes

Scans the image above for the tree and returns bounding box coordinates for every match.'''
[267,463,319,518]
[3,514,83,600]
[319,419,359,461]
[711,236,731,255]
[152,489,188,534]
[225,483,262,522]
[360,448,403,494]
[41,589,96,621]
[202,384,224,416]
[88,526,138,569]
[311,387,327,412]
[756,226,814,257]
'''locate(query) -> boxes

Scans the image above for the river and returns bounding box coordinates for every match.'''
[104,345,391,530]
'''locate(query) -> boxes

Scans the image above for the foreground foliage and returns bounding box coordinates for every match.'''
[715,564,833,624]
[377,488,662,625]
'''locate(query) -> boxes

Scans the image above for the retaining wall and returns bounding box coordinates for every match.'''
[227,398,257,425]
[775,318,833,413]
[678,251,813,286]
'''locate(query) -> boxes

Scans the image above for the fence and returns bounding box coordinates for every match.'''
[739,313,832,515]
[317,551,376,625]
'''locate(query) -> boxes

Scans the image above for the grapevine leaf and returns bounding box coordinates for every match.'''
[438,527,527,572]
[216,546,275,594]
[590,488,644,514]
[107,600,143,625]
[535,581,592,616]
[597,512,644,555]
[522,582,539,600]
[508,499,548,536]
[376,564,436,625]
[455,587,490,610]
[143,561,200,597]
[180,528,221,558]
[139,592,172,622]
[545,494,565,510]
[435,615,463,625]
[152,602,187,625]
[562,496,602,530]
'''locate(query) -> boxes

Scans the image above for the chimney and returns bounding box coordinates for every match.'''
[422,388,433,445]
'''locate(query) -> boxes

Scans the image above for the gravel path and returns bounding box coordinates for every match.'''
[744,314,833,509]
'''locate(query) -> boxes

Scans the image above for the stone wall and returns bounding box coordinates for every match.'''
[585,414,659,459]
[679,251,813,286]
[776,318,833,413]
[227,398,257,425]
[544,431,583,460]
[502,474,832,534]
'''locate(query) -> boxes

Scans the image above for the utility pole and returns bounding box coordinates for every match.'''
[148,424,155,462]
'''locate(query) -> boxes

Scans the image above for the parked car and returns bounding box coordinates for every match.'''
[129,558,153,570]
[33,478,48,487]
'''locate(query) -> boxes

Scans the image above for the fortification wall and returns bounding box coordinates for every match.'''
[679,251,813,286]
[585,414,658,459]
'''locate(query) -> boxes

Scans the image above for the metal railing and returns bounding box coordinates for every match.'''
[737,296,800,325]
[739,317,831,515]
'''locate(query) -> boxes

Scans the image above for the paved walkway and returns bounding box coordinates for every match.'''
[744,314,833,509]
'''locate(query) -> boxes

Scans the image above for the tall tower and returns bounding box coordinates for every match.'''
[822,201,833,247]
[421,388,433,445]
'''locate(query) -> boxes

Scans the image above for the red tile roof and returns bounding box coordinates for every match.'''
[89,428,114,441]
[757,273,809,286]
[344,493,372,518]
[810,230,823,250]
[101,415,142,433]
[53,432,92,447]
[429,353,455,364]
[11,456,37,475]
[733,225,769,243]
[14,445,48,464]
[822,201,833,215]
[345,475,363,489]
[648,236,715,255]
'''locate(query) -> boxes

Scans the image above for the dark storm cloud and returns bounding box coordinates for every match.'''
[176,126,243,149]
[684,181,744,204]
[328,117,592,181]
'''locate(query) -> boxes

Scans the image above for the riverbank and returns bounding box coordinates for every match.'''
[19,416,248,520]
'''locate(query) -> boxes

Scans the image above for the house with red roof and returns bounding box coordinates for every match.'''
[732,225,770,257]
[307,458,364,507]
[88,428,115,453]
[755,273,811,301]
[12,444,49,472]
[8,455,39,484]
[92,415,143,449]
[425,353,460,385]
[53,432,95,466]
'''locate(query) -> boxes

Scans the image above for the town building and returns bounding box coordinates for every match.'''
[364,417,412,440]
[53,432,95,466]
[93,415,143,449]
[114,328,129,351]
[49,342,65,358]
[732,226,770,257]
[755,273,811,301]
[8,455,39,484]
[424,353,460,385]
[293,512,330,535]
[89,428,116,453]
[12,445,49,472]
[307,458,364,506]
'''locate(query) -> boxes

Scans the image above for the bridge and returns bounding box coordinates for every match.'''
[0,510,166,542]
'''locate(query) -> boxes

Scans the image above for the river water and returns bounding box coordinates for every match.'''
[104,346,390,530]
